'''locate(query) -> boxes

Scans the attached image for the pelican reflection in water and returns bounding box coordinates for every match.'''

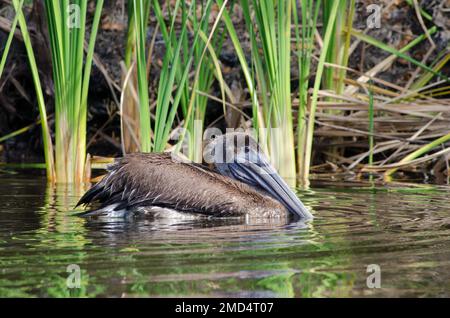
[76,133,312,220]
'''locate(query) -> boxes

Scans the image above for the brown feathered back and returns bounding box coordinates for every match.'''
[77,153,287,217]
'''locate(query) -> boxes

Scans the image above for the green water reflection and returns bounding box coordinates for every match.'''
[0,176,449,297]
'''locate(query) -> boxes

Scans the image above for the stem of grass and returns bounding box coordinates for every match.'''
[300,0,340,185]
[12,0,55,181]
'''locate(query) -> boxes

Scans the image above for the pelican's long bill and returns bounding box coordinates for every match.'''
[216,144,313,220]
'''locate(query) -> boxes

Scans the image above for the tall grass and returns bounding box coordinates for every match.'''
[10,0,55,181]
[44,0,104,183]
[158,0,229,158]
[152,0,209,159]
[122,0,227,158]
[0,0,39,149]
[238,0,297,186]
[186,1,227,163]
[322,0,353,94]
[151,0,199,152]
[295,0,320,181]
[300,0,340,184]
[4,1,449,185]
[121,1,139,153]
[216,0,262,141]
[0,0,23,78]
[132,0,152,152]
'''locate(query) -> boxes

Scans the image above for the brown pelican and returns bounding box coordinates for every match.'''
[76,133,312,219]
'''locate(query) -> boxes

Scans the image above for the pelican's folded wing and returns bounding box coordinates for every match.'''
[76,153,263,217]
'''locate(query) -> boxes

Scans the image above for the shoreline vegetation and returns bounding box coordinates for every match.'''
[0,0,449,186]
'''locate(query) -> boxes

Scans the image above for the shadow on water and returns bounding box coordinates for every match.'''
[0,175,449,297]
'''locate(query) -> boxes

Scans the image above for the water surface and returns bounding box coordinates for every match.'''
[0,174,449,297]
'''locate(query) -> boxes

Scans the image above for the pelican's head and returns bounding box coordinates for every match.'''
[204,132,312,219]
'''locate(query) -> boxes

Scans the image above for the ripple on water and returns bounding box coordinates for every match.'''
[0,176,449,297]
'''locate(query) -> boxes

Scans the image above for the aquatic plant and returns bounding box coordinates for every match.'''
[124,0,228,161]
[230,0,297,185]
[10,0,104,183]
[9,0,55,181]
[1,0,449,185]
[46,0,105,183]
[294,0,321,183]
[300,0,340,184]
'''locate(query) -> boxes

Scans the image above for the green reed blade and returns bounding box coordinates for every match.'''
[302,0,340,184]
[350,27,449,83]
[0,0,24,78]
[12,0,55,181]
